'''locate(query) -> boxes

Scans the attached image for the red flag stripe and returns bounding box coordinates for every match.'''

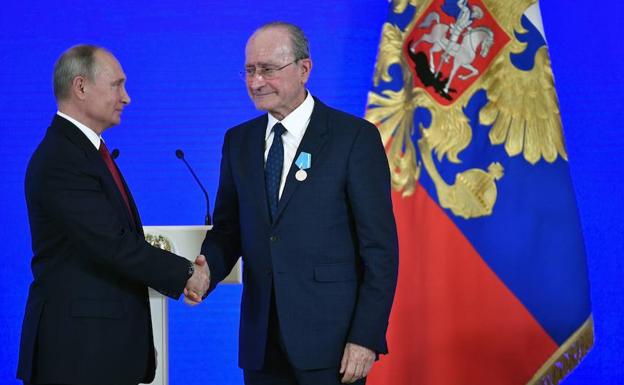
[368,185,558,384]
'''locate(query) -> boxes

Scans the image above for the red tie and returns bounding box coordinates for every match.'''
[99,141,136,225]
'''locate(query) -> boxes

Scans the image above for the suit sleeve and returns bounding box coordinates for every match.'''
[345,121,399,354]
[201,129,242,292]
[40,153,190,299]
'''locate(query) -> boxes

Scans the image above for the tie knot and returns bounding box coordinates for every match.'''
[273,123,286,137]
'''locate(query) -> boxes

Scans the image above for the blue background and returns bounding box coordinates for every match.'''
[0,1,622,384]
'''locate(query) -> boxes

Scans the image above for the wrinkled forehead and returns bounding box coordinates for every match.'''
[245,28,293,65]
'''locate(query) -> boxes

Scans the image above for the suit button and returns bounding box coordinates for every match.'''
[266,269,273,276]
[269,235,278,242]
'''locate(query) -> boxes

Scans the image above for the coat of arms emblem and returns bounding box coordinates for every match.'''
[366,0,567,219]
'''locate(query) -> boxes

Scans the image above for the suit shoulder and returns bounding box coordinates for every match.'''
[29,126,81,166]
[227,114,266,137]
[321,103,379,138]
[26,124,93,187]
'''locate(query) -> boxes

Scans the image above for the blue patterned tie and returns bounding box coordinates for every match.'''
[265,123,286,222]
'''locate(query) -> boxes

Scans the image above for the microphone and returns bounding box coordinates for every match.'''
[175,149,212,225]
[111,149,120,160]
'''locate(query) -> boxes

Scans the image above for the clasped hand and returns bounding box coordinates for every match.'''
[183,254,210,306]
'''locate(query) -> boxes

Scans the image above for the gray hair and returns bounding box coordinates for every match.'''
[53,44,103,101]
[257,21,310,60]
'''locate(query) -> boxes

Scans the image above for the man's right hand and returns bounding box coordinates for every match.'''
[183,254,210,306]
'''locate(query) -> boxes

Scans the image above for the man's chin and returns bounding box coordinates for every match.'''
[108,117,121,127]
[252,100,273,112]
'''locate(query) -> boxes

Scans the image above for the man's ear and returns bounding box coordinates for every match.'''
[299,58,312,83]
[71,76,87,100]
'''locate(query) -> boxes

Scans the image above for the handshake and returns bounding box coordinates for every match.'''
[183,254,211,306]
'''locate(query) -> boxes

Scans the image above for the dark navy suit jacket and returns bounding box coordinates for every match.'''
[17,115,190,385]
[202,98,399,370]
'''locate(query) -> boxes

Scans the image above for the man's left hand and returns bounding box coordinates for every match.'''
[339,342,375,383]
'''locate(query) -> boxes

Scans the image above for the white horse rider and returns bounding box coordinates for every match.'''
[446,0,484,59]
[409,10,494,94]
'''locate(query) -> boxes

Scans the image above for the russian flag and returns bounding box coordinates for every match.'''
[365,1,593,384]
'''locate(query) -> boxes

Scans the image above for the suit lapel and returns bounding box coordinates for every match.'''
[54,115,140,232]
[116,169,144,235]
[245,116,272,225]
[273,100,329,225]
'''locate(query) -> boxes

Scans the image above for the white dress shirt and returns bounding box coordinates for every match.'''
[57,111,102,149]
[264,92,315,198]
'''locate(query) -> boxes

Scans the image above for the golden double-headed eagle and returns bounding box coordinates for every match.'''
[365,0,567,219]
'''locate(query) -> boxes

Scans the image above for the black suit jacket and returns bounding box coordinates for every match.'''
[17,115,190,385]
[202,98,399,370]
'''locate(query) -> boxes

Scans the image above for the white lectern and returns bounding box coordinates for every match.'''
[144,225,241,385]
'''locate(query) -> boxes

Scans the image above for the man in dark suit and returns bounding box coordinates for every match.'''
[198,22,398,384]
[17,45,210,385]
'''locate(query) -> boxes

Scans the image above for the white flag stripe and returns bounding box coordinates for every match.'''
[525,3,546,43]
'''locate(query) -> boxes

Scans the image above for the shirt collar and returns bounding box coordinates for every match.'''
[57,111,102,149]
[266,91,315,140]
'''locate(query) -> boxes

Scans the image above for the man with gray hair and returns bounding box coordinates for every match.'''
[197,22,398,384]
[17,44,210,385]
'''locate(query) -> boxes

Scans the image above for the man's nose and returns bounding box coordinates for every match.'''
[122,87,131,105]
[248,72,267,89]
